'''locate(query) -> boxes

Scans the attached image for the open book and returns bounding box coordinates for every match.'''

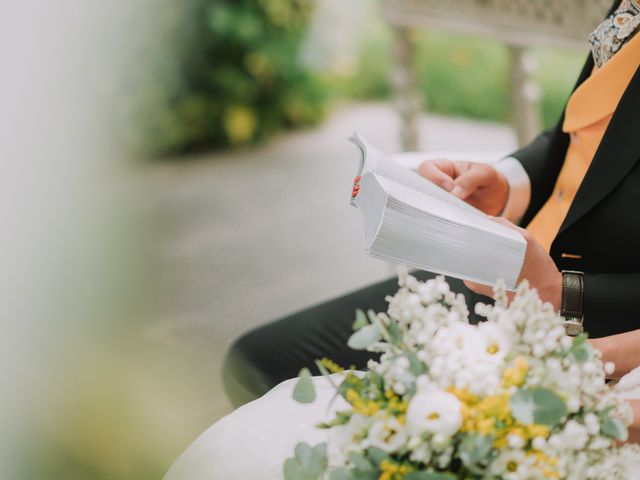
[349,133,526,289]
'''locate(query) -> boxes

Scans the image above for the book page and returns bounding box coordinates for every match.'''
[374,175,525,244]
[349,133,481,216]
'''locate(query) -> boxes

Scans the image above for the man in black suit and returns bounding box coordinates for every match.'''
[223,0,640,405]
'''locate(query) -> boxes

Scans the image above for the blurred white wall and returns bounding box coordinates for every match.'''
[0,1,158,477]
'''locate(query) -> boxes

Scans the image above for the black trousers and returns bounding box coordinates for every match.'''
[222,272,490,407]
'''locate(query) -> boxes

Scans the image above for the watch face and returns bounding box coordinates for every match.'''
[564,320,584,337]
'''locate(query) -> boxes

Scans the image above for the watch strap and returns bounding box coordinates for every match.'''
[561,270,584,321]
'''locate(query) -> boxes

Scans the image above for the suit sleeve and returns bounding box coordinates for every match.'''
[582,272,640,338]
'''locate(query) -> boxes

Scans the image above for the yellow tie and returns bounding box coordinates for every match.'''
[526,32,640,251]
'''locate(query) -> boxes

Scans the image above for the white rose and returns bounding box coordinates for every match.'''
[406,389,462,438]
[366,416,408,453]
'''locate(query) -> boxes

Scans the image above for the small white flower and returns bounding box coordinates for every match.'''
[490,450,526,477]
[604,362,615,375]
[477,321,512,361]
[367,416,408,453]
[567,396,581,413]
[395,356,410,370]
[507,433,525,449]
[561,420,589,450]
[532,436,546,450]
[584,412,600,436]
[393,382,406,395]
[406,389,462,438]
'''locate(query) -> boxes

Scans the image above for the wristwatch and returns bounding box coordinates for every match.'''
[561,270,584,336]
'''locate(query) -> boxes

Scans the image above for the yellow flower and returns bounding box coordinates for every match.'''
[502,357,529,388]
[319,357,344,374]
[379,459,414,480]
[528,451,560,479]
[346,389,381,416]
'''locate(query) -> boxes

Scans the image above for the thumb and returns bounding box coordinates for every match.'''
[450,164,493,199]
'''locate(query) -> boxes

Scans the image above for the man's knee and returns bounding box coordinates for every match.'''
[222,327,276,407]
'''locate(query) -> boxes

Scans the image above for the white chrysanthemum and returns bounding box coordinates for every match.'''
[489,449,527,477]
[366,416,408,453]
[406,388,462,438]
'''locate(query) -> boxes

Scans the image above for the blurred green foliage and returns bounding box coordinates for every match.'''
[131,0,326,156]
[128,1,583,157]
[334,29,583,130]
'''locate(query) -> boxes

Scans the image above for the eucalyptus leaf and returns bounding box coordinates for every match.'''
[571,345,591,363]
[330,468,378,480]
[347,324,382,350]
[293,368,316,404]
[459,434,493,474]
[347,452,375,472]
[569,333,592,363]
[387,319,403,346]
[406,351,427,375]
[330,468,354,480]
[510,388,567,426]
[284,443,328,480]
[601,417,629,441]
[366,447,391,466]
[572,333,588,348]
[353,309,368,331]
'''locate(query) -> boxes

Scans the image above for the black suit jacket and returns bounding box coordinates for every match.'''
[510,27,640,337]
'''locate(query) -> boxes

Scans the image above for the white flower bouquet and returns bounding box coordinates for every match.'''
[284,271,640,480]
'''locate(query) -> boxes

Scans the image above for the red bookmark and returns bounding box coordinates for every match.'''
[351,176,362,199]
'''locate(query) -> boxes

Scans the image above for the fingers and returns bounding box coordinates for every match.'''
[451,163,497,199]
[463,279,493,297]
[417,159,459,192]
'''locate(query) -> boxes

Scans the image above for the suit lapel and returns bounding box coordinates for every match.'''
[558,65,640,235]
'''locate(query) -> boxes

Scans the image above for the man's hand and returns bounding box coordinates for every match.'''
[464,217,562,310]
[418,159,509,216]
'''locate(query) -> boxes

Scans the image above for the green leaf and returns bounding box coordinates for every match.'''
[330,469,354,480]
[572,333,589,348]
[314,359,331,379]
[510,388,567,426]
[316,411,352,429]
[347,452,375,472]
[406,351,427,375]
[293,368,316,404]
[330,468,378,480]
[366,447,391,466]
[386,319,403,346]
[571,345,591,363]
[405,472,456,480]
[284,443,328,480]
[569,333,592,363]
[601,417,629,441]
[347,324,382,350]
[353,309,368,331]
[458,434,494,474]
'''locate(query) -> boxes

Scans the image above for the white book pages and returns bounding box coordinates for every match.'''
[348,133,481,216]
[349,136,527,289]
